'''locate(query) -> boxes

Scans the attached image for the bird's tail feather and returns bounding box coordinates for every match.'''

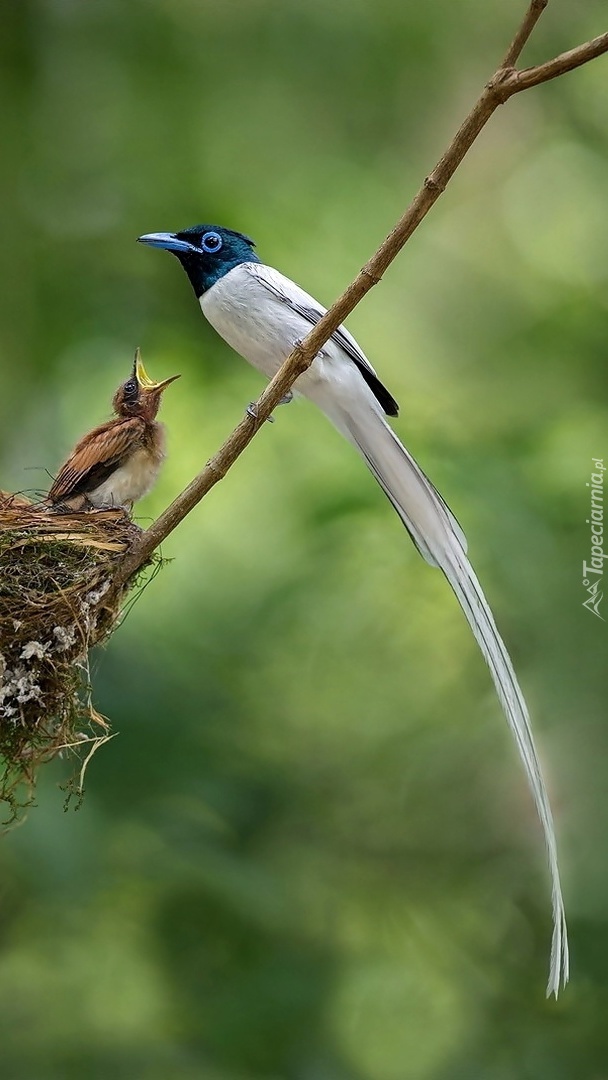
[331,399,568,996]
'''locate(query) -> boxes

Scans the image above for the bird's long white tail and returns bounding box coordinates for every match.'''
[324,393,568,996]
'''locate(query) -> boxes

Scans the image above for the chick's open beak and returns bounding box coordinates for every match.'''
[134,349,181,393]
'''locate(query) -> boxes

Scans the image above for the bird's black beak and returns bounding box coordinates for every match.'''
[137,232,196,254]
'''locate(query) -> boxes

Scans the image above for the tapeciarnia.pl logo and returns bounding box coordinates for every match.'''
[582,457,606,620]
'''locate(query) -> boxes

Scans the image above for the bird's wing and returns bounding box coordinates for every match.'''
[48,418,145,502]
[245,261,466,552]
[244,262,400,417]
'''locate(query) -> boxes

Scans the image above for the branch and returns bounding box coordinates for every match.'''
[505,32,608,93]
[501,0,548,68]
[113,1,608,590]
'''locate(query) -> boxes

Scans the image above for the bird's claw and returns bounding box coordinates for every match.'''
[246,391,292,424]
[247,402,274,423]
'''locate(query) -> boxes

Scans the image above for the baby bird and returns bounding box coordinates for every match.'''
[46,350,180,513]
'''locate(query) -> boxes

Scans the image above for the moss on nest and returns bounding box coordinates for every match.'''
[0,491,146,821]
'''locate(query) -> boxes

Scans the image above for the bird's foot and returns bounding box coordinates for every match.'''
[294,336,325,360]
[246,391,293,424]
[246,402,275,424]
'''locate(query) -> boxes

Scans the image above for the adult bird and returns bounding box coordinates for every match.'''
[138,223,568,995]
[46,349,179,512]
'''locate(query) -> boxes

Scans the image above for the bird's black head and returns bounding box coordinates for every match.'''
[137,224,260,297]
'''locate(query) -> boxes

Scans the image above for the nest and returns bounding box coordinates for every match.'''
[0,491,147,821]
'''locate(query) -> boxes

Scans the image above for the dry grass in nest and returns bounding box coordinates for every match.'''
[0,491,148,822]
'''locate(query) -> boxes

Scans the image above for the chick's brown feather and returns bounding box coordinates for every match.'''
[48,417,146,502]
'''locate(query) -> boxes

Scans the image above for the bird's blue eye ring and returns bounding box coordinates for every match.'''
[201,231,223,254]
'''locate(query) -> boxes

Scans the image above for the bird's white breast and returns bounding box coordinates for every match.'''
[200,264,301,380]
[89,441,165,509]
[200,263,384,418]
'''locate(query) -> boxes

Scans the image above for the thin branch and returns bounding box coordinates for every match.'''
[505,31,608,93]
[113,2,608,590]
[501,0,548,68]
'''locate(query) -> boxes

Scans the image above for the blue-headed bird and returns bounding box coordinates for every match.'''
[137,223,569,994]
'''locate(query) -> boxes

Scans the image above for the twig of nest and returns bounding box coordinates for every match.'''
[0,491,149,821]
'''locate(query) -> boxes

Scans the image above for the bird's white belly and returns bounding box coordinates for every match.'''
[201,269,296,375]
[200,265,333,393]
[200,263,384,419]
[89,448,161,508]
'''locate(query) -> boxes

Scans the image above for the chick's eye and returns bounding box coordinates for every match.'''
[201,231,222,253]
[124,378,138,401]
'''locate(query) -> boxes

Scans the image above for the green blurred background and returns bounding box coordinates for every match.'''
[1,1,607,1077]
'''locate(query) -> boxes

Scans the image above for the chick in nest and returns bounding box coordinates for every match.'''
[45,350,180,513]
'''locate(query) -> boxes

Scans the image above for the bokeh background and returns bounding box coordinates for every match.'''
[1,1,608,1077]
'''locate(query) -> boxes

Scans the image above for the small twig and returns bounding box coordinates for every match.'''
[113,1,607,590]
[52,732,115,754]
[76,733,117,795]
[505,32,608,93]
[501,0,548,68]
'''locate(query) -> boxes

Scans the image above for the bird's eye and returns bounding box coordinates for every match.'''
[201,231,223,254]
[123,377,138,402]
